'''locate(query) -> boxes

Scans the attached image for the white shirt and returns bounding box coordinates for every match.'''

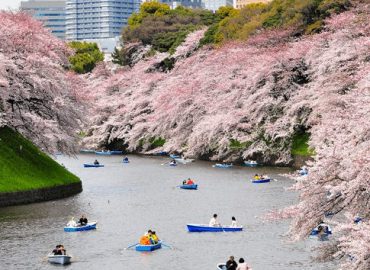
[237,262,251,270]
[209,217,219,227]
[231,220,237,227]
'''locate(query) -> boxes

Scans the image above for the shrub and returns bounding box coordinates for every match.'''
[68,41,104,74]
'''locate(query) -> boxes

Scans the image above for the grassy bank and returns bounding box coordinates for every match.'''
[291,132,314,157]
[0,126,80,193]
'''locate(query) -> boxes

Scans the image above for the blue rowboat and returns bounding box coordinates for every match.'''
[135,241,162,252]
[170,154,181,159]
[154,151,168,156]
[187,224,243,232]
[95,150,123,155]
[310,224,332,236]
[213,163,233,169]
[123,160,130,163]
[244,160,258,167]
[180,184,198,190]
[252,178,271,183]
[217,264,226,270]
[64,222,97,232]
[83,163,104,168]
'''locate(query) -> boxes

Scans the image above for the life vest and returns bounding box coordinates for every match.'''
[152,235,159,243]
[187,180,194,185]
[140,235,150,245]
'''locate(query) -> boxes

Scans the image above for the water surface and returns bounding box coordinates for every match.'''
[0,155,333,270]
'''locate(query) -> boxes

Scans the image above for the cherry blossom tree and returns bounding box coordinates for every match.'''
[83,2,370,268]
[0,12,84,154]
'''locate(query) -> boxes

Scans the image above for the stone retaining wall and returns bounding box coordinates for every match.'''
[0,182,82,207]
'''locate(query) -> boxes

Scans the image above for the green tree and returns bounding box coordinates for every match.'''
[68,41,104,74]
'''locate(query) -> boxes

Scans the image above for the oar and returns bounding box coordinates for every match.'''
[125,243,139,250]
[161,242,173,249]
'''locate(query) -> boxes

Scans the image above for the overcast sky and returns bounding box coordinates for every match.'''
[0,0,22,11]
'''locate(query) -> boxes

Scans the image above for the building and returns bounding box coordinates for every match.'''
[20,0,66,39]
[203,0,233,12]
[65,0,141,41]
[234,0,270,9]
[159,0,203,9]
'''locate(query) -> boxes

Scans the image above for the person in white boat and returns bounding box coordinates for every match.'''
[170,159,177,165]
[94,159,100,165]
[236,258,252,270]
[52,245,66,255]
[231,216,237,227]
[209,214,221,227]
[67,217,77,227]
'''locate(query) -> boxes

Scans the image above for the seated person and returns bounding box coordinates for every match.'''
[186,178,194,185]
[94,159,99,165]
[170,159,176,165]
[52,245,66,255]
[79,215,88,226]
[123,156,129,162]
[226,256,238,270]
[151,231,159,244]
[209,214,221,227]
[231,216,237,227]
[253,174,260,180]
[183,180,186,185]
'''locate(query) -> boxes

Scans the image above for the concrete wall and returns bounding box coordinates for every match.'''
[0,182,82,207]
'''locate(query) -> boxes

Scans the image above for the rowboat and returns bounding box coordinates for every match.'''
[170,154,181,159]
[95,150,123,155]
[310,224,332,236]
[252,178,271,183]
[83,163,104,168]
[80,149,96,153]
[213,163,233,168]
[153,151,168,156]
[180,184,198,190]
[64,222,97,232]
[135,241,162,252]
[175,158,194,164]
[47,254,71,265]
[217,264,227,270]
[123,160,130,163]
[187,224,243,232]
[244,160,258,167]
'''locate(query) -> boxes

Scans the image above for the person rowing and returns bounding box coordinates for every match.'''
[209,214,221,227]
[123,156,129,162]
[94,159,99,165]
[78,215,88,226]
[170,159,177,165]
[52,245,66,255]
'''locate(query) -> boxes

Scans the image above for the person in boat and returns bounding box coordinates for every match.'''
[151,231,159,244]
[52,245,66,255]
[317,225,328,241]
[170,159,177,165]
[236,258,251,270]
[209,214,221,227]
[253,174,260,180]
[140,230,153,245]
[226,256,238,270]
[94,159,100,165]
[183,179,186,185]
[186,178,194,185]
[231,216,237,227]
[259,174,265,180]
[123,156,129,162]
[78,215,88,226]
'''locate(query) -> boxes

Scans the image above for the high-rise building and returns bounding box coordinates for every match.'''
[65,0,141,40]
[234,0,270,9]
[158,0,203,9]
[20,0,66,40]
[202,0,232,12]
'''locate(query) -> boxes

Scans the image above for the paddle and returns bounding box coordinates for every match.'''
[161,242,173,249]
[124,243,139,250]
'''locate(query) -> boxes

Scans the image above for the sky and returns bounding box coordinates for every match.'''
[0,0,22,11]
